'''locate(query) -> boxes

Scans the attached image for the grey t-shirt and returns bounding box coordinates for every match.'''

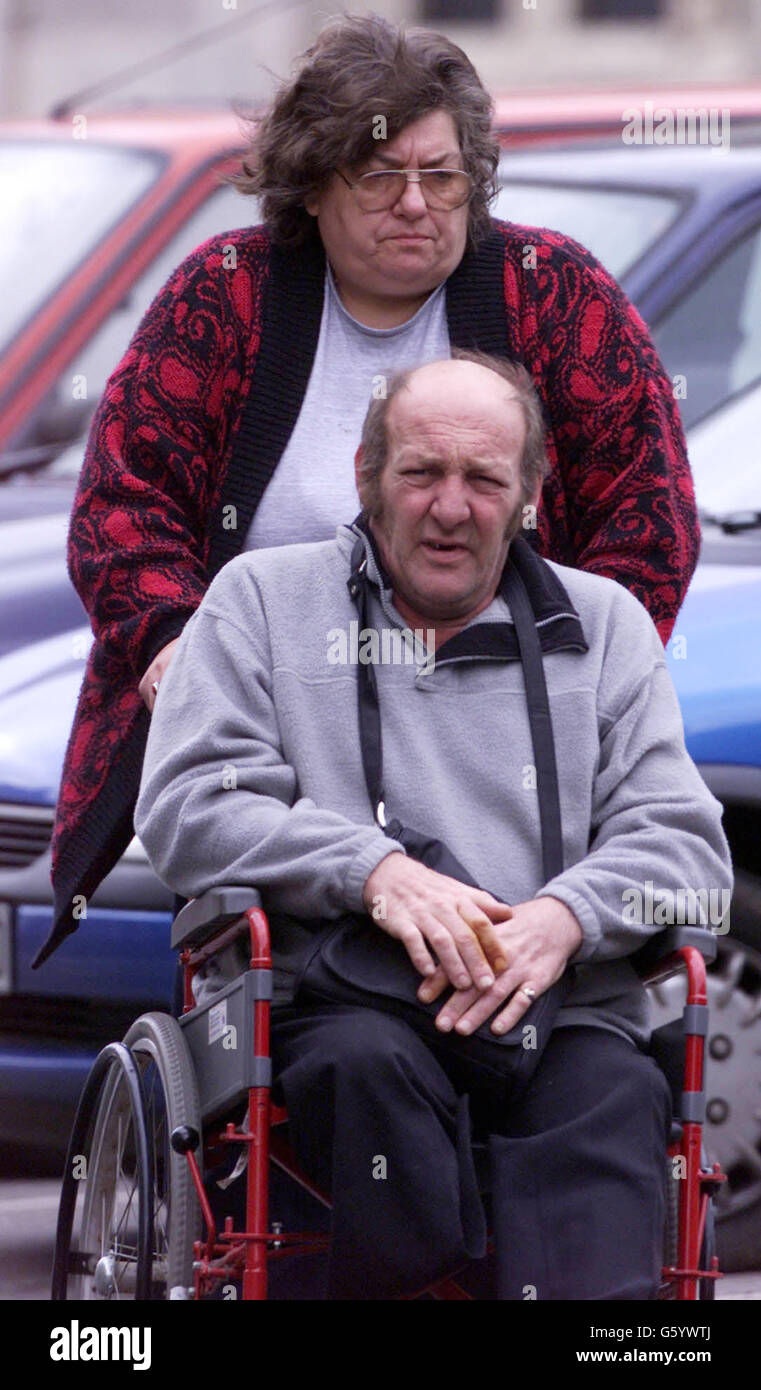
[244,264,450,551]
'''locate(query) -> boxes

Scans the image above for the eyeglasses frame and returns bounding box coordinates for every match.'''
[333,166,473,210]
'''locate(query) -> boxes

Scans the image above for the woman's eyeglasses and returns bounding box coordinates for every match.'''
[335,167,473,211]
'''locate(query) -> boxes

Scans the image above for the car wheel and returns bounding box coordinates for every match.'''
[648,869,761,1272]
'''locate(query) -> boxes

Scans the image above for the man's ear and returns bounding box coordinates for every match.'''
[304,187,321,217]
[354,444,364,495]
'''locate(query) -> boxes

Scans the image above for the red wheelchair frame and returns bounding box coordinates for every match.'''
[172,896,725,1302]
[52,886,725,1301]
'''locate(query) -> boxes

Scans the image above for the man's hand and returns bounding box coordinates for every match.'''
[138,639,181,712]
[363,852,514,992]
[416,895,583,1036]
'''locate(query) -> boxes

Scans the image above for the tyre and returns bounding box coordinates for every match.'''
[122,1013,203,1297]
[648,869,761,1271]
[53,1013,202,1300]
[700,1192,717,1301]
[659,1158,680,1299]
[52,1041,154,1300]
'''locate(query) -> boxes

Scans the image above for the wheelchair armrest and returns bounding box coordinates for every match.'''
[631,926,717,985]
[171,886,262,951]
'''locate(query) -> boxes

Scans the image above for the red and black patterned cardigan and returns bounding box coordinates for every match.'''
[37,218,698,966]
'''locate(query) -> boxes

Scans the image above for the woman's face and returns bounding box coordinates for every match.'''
[305,109,470,313]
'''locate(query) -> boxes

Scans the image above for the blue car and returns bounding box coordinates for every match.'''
[2,136,761,1269]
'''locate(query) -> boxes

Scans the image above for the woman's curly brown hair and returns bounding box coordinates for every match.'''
[225,13,499,248]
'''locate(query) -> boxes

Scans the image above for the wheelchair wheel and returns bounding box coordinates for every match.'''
[53,1013,202,1300]
[660,1158,680,1299]
[700,1194,717,1301]
[658,1148,719,1301]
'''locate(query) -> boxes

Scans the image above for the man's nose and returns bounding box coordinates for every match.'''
[429,476,471,527]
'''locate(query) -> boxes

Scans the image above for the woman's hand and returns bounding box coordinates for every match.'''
[138,639,181,712]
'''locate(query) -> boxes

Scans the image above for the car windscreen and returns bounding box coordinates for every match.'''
[687,383,761,516]
[1,180,259,484]
[0,139,163,356]
[493,177,680,280]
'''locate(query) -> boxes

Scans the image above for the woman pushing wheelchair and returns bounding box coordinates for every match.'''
[40,13,700,974]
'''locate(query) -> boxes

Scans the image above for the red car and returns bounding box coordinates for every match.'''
[5,86,761,464]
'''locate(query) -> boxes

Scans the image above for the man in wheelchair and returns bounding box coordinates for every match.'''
[135,351,732,1300]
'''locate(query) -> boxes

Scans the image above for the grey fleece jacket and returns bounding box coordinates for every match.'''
[135,523,733,1048]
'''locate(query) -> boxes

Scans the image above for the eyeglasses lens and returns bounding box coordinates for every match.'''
[356,170,471,210]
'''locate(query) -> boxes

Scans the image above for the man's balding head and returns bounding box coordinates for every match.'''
[388,358,524,450]
[354,352,549,631]
[356,351,549,521]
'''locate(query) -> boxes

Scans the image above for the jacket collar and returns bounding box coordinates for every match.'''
[347,515,588,663]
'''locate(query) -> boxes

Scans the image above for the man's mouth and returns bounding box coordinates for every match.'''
[421,540,468,555]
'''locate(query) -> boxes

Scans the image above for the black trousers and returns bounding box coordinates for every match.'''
[269,1006,672,1301]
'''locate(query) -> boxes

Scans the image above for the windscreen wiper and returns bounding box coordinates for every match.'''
[699,509,761,534]
[0,442,69,479]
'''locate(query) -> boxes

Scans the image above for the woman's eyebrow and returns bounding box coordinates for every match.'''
[369,150,461,167]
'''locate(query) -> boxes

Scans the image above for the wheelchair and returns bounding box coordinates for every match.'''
[52,886,726,1301]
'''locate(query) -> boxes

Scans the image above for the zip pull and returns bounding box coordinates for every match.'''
[347,542,368,599]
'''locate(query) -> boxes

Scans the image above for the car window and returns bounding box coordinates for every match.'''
[0,140,162,356]
[13,181,260,480]
[687,383,761,514]
[493,178,679,278]
[650,222,761,429]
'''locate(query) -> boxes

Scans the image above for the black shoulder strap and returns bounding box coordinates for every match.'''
[348,540,385,818]
[348,540,564,880]
[500,560,564,881]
